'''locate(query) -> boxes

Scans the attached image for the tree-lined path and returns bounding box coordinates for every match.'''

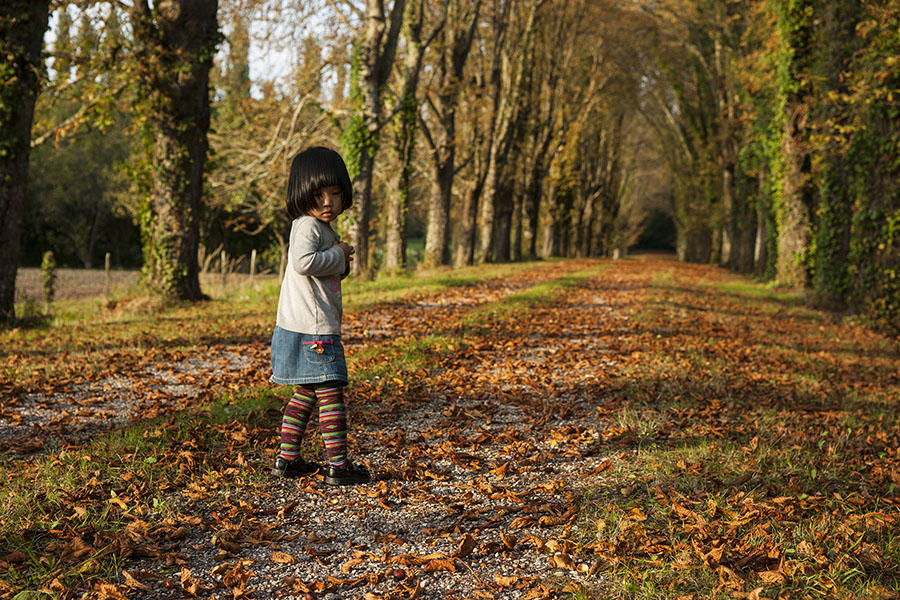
[2,257,898,599]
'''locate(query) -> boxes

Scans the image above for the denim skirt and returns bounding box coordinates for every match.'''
[270,326,348,386]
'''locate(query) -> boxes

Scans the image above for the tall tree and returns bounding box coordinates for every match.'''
[475,0,543,264]
[340,0,407,276]
[453,0,516,266]
[773,0,815,287]
[0,1,50,324]
[420,0,481,267]
[130,0,220,300]
[384,0,440,270]
[810,0,862,307]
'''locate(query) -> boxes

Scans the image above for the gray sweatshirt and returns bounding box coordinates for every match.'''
[275,216,347,335]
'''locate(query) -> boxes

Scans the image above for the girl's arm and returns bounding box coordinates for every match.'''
[292,219,346,277]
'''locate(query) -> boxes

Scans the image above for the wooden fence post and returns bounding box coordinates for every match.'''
[221,250,227,295]
[250,249,257,285]
[105,252,111,296]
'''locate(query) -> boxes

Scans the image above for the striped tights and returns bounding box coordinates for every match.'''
[278,383,347,467]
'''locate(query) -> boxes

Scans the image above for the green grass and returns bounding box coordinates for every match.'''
[461,265,607,327]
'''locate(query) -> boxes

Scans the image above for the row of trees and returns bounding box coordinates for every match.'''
[2,0,647,325]
[2,0,897,330]
[641,0,899,328]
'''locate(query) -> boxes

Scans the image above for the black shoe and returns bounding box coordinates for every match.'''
[324,461,371,486]
[271,455,319,478]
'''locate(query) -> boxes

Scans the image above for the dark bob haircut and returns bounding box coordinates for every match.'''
[285,146,353,220]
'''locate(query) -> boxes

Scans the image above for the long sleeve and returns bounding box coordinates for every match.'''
[275,216,345,335]
[292,218,346,277]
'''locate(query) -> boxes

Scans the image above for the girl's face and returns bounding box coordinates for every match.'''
[309,186,343,223]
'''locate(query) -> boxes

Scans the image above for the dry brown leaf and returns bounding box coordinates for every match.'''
[758,570,786,585]
[122,569,151,591]
[341,557,364,573]
[277,501,298,519]
[94,583,130,600]
[455,534,477,559]
[270,551,298,564]
[548,553,576,570]
[0,551,25,564]
[490,462,510,479]
[180,567,199,597]
[494,573,519,587]
[423,558,457,572]
[500,531,517,550]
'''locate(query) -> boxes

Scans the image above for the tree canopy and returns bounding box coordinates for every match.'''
[0,0,897,330]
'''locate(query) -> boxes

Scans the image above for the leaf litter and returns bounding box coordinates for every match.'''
[2,258,899,599]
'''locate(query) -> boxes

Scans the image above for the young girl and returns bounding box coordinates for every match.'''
[269,146,370,486]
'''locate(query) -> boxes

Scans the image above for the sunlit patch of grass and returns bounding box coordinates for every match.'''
[460,265,607,328]
[342,260,562,309]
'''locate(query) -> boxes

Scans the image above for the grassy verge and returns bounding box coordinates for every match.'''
[571,265,900,599]
[460,265,607,329]
[1,261,557,385]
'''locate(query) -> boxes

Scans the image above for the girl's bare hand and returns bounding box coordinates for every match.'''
[337,242,355,262]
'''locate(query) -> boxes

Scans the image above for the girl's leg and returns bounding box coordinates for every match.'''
[314,384,348,467]
[278,385,316,461]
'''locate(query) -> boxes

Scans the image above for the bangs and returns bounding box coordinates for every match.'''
[286,146,353,220]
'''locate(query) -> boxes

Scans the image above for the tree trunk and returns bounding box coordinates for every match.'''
[492,180,514,262]
[0,1,50,324]
[777,102,813,286]
[453,180,484,267]
[422,0,480,268]
[510,183,523,262]
[343,0,407,277]
[476,155,499,263]
[540,179,557,258]
[754,189,769,277]
[383,185,407,271]
[131,0,218,301]
[521,168,542,259]
[385,0,427,271]
[720,163,735,266]
[424,157,453,267]
[475,0,540,265]
[455,180,483,266]
[580,191,597,258]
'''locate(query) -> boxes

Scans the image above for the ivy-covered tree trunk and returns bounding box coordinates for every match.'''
[774,0,815,287]
[0,1,50,324]
[845,0,900,329]
[130,0,219,301]
[812,0,861,308]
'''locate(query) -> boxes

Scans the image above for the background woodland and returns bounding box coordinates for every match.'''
[1,0,898,330]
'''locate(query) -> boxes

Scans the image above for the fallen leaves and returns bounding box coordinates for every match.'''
[3,258,899,600]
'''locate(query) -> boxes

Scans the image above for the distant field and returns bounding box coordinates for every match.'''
[15,268,277,301]
[15,268,141,301]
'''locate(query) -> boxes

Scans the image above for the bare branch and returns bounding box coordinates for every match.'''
[323,0,362,28]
